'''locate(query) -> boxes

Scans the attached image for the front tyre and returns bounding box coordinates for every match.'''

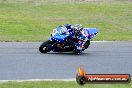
[39,40,52,53]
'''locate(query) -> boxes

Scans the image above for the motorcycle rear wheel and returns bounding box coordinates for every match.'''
[84,40,90,49]
[73,49,82,55]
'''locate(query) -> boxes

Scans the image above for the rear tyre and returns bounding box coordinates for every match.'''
[84,40,90,49]
[73,49,82,55]
[39,40,52,53]
[82,40,90,51]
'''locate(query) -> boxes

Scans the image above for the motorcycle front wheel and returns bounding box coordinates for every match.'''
[39,40,52,53]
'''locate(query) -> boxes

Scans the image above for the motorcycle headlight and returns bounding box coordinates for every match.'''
[51,28,57,36]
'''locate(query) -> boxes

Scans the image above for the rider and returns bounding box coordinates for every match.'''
[67,24,87,50]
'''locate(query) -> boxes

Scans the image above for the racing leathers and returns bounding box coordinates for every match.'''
[67,27,88,50]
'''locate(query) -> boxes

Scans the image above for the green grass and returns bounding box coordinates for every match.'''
[0,81,131,88]
[0,0,132,41]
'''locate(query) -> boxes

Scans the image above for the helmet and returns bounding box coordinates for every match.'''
[61,26,67,34]
[74,24,83,34]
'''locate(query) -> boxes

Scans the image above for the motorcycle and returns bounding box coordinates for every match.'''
[39,25,99,54]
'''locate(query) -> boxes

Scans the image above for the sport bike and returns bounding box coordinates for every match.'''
[39,26,99,54]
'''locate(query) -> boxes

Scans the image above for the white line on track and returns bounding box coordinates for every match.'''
[0,79,76,83]
[91,41,132,42]
[91,41,110,42]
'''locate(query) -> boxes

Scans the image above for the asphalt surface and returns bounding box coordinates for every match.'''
[0,41,132,80]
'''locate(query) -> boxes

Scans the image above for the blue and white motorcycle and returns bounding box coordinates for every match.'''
[39,25,99,54]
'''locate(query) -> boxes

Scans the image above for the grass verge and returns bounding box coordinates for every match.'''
[0,1,132,41]
[0,81,131,88]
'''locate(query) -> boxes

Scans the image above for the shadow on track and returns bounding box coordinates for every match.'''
[39,52,91,56]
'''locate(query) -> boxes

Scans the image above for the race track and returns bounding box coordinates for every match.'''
[0,41,132,80]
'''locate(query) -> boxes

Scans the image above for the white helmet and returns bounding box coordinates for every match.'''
[74,24,83,34]
[61,27,67,34]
